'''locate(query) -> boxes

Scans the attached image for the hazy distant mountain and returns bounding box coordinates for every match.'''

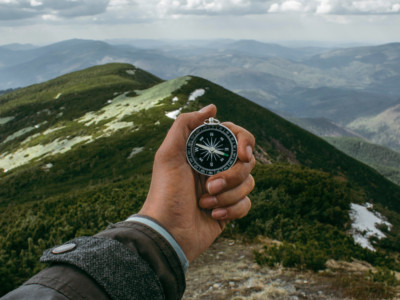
[304,43,400,94]
[348,102,400,152]
[106,39,330,60]
[0,38,331,90]
[305,42,400,69]
[279,87,399,124]
[0,39,179,89]
[3,39,399,97]
[288,117,361,138]
[0,43,37,51]
[0,88,15,96]
[211,39,331,61]
[0,47,36,69]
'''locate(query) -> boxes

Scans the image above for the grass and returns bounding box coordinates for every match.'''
[320,268,399,299]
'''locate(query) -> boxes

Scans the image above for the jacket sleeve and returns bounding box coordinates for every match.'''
[1,218,186,300]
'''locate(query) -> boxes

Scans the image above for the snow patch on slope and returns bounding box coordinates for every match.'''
[0,76,192,171]
[3,122,48,144]
[2,126,36,144]
[349,203,392,251]
[104,121,134,133]
[128,147,144,159]
[0,116,15,125]
[189,89,205,101]
[43,126,66,135]
[166,108,182,120]
[0,136,92,170]
[166,88,207,119]
[79,76,191,127]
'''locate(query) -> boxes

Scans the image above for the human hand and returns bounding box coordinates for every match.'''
[139,104,255,262]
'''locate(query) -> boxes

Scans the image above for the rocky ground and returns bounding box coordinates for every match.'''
[183,237,400,300]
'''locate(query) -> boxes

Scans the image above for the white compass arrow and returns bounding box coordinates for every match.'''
[196,143,229,157]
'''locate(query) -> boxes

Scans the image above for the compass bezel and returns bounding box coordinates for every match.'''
[186,123,238,176]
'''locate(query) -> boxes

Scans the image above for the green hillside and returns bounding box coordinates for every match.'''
[326,137,400,185]
[1,63,400,297]
[207,83,400,212]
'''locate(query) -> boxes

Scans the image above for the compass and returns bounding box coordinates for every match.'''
[186,117,238,175]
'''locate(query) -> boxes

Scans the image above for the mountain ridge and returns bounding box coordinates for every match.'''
[2,39,400,154]
[1,63,399,209]
[1,63,399,297]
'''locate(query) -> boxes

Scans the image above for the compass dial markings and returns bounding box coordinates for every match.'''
[186,122,238,175]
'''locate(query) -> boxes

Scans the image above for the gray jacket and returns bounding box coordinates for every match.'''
[2,219,186,300]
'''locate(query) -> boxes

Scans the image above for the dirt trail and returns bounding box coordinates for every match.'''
[183,237,399,300]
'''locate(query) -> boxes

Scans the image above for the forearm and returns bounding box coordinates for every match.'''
[95,217,187,299]
[2,218,187,300]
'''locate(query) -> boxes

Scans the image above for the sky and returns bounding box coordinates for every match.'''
[0,0,400,46]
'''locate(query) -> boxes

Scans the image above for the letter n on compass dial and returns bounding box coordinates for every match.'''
[186,124,238,176]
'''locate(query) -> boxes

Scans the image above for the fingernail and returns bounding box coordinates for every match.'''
[200,196,218,208]
[199,104,213,113]
[207,178,226,195]
[212,208,227,219]
[246,145,253,161]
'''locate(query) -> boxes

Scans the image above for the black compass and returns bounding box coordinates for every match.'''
[186,117,238,175]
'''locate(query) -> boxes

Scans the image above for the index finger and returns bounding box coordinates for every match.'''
[223,122,255,163]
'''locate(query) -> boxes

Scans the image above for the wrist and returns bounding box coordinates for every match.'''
[126,214,189,273]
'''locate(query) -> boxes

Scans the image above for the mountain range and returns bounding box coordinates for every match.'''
[1,39,400,156]
[0,63,399,297]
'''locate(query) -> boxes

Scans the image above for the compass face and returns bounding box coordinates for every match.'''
[186,123,238,175]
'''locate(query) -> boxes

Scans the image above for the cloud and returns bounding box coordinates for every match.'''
[141,0,400,18]
[142,0,400,19]
[154,0,269,17]
[1,0,399,23]
[129,0,400,17]
[0,0,110,21]
[267,0,400,15]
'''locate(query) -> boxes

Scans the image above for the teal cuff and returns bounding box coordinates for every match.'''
[126,215,189,273]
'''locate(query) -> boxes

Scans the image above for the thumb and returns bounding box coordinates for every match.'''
[178,104,217,133]
[169,104,217,142]
[192,104,218,130]
[156,104,217,161]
